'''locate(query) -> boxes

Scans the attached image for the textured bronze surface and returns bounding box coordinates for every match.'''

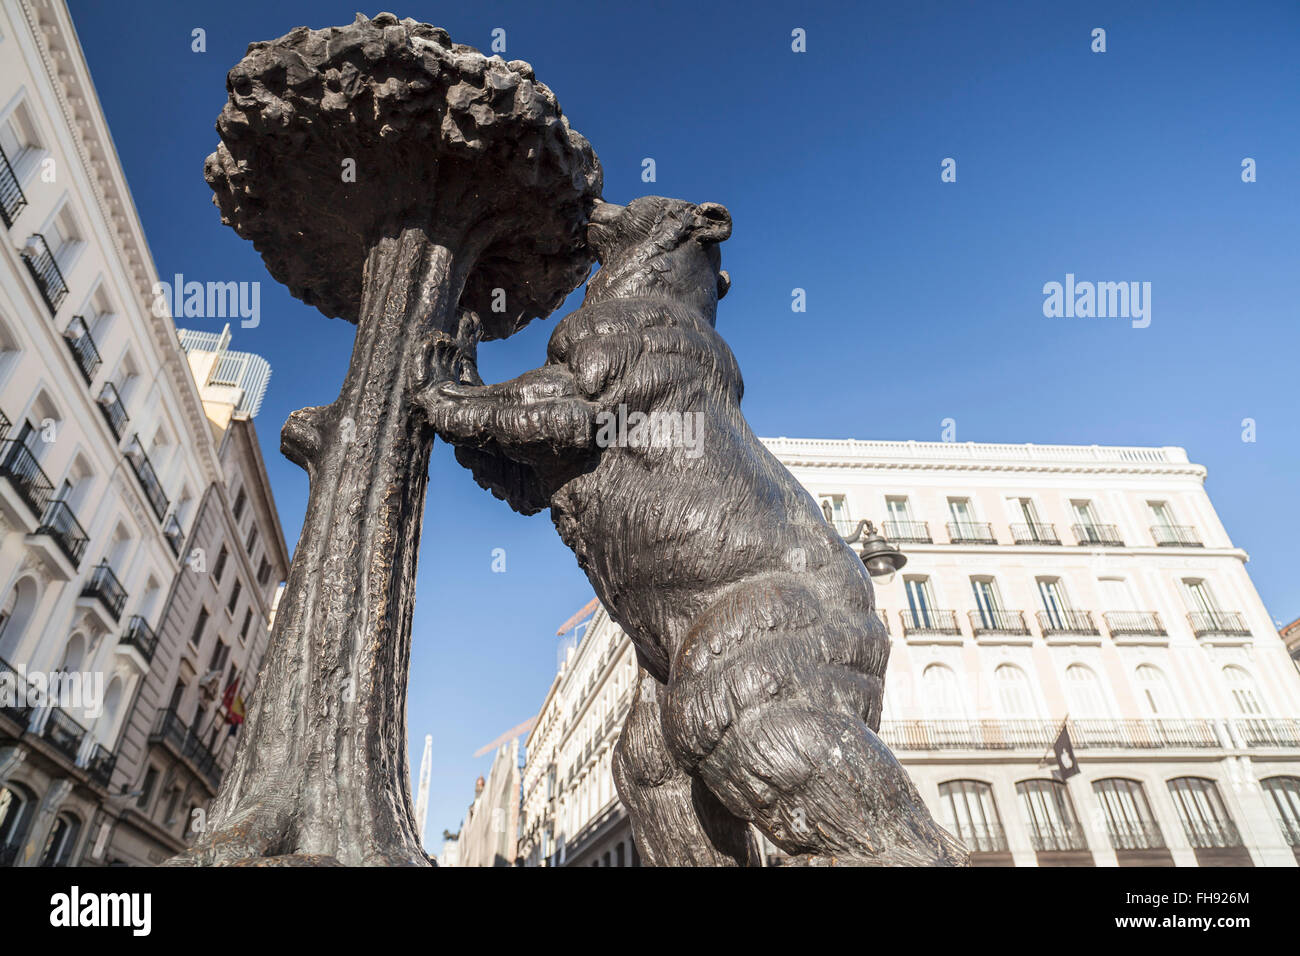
[168,14,600,866]
[423,197,968,866]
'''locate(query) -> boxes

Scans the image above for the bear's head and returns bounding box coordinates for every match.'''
[584,196,731,323]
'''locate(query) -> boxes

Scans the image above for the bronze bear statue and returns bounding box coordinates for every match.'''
[418,196,967,866]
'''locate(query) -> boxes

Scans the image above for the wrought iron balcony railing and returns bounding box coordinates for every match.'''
[62,315,101,384]
[0,409,9,438]
[1106,820,1166,851]
[1188,610,1250,637]
[123,435,169,521]
[0,143,27,229]
[900,608,960,635]
[1104,611,1166,637]
[81,560,128,621]
[36,499,89,567]
[879,718,1222,752]
[952,822,1008,854]
[1276,819,1300,848]
[0,439,54,520]
[150,708,224,791]
[1234,718,1300,748]
[947,521,997,544]
[1072,523,1124,547]
[1010,522,1060,545]
[970,609,1030,636]
[42,706,87,762]
[0,655,36,727]
[1037,609,1099,636]
[163,514,184,558]
[20,233,68,316]
[85,743,116,787]
[96,382,129,440]
[1151,524,1203,547]
[1028,824,1090,853]
[1182,819,1243,849]
[882,520,932,544]
[120,614,160,664]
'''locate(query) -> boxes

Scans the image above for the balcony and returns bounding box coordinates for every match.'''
[120,614,160,664]
[1037,609,1099,637]
[163,514,185,558]
[882,520,932,544]
[1182,819,1243,850]
[1072,523,1124,547]
[1188,610,1250,638]
[85,743,116,788]
[42,706,87,762]
[36,499,89,567]
[1104,611,1166,638]
[0,439,55,520]
[1028,824,1089,853]
[20,233,68,316]
[0,143,27,229]
[879,718,1222,752]
[1106,821,1166,851]
[1070,718,1221,749]
[1010,522,1060,545]
[953,823,1008,854]
[151,708,225,793]
[62,315,102,384]
[947,521,996,544]
[81,560,128,622]
[123,436,169,521]
[0,655,36,728]
[969,609,1030,637]
[96,382,129,441]
[1235,718,1300,748]
[900,608,961,636]
[1151,524,1203,547]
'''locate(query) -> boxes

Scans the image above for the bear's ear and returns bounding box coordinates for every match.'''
[693,202,732,244]
[717,270,731,300]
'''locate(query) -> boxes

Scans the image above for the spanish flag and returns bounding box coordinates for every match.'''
[223,679,246,734]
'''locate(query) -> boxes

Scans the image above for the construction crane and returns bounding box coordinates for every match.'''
[414,734,432,845]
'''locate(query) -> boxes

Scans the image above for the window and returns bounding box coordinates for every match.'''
[163,786,183,826]
[239,608,253,642]
[209,639,229,674]
[189,609,208,650]
[1182,579,1219,615]
[44,203,84,272]
[1092,778,1164,849]
[39,812,81,866]
[0,100,45,184]
[1098,577,1136,611]
[1016,779,1087,852]
[0,783,32,853]
[1036,577,1072,628]
[817,494,849,532]
[227,579,242,615]
[256,557,272,587]
[948,497,974,525]
[970,576,1005,629]
[1149,501,1176,528]
[137,767,159,810]
[904,576,936,624]
[937,780,1006,853]
[922,664,964,718]
[213,546,228,583]
[245,525,258,554]
[994,664,1036,717]
[1064,664,1111,717]
[1134,664,1179,716]
[1222,665,1265,716]
[232,487,246,520]
[885,496,913,522]
[1167,777,1242,848]
[1261,777,1300,848]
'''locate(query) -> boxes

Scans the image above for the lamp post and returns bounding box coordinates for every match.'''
[844,519,908,585]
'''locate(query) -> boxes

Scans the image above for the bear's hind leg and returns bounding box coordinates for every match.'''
[612,660,760,866]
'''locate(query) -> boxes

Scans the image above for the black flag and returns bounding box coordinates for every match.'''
[1052,725,1079,781]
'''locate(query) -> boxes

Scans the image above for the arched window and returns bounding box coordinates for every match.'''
[1167,777,1241,849]
[1016,779,1087,852]
[58,632,87,673]
[922,663,964,717]
[0,575,41,659]
[1134,664,1179,716]
[39,811,82,866]
[1261,777,1300,849]
[98,676,125,744]
[0,314,23,390]
[1064,663,1111,717]
[1222,665,1265,715]
[0,782,34,861]
[994,664,1036,717]
[937,780,1006,853]
[1092,778,1164,849]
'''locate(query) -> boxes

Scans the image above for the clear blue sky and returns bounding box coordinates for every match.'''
[68,0,1299,849]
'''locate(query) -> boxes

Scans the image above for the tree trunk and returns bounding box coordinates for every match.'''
[171,225,468,866]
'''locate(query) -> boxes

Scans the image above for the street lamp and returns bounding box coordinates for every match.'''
[844,520,907,585]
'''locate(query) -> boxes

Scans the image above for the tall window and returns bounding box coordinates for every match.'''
[904,576,936,627]
[189,608,209,650]
[1072,500,1103,541]
[922,664,964,718]
[1222,665,1265,716]
[0,100,44,183]
[994,664,1036,717]
[1135,664,1179,716]
[1167,777,1242,848]
[1016,779,1086,852]
[885,496,913,522]
[1098,577,1136,611]
[938,780,1006,852]
[1149,501,1176,528]
[948,497,975,528]
[970,577,1005,629]
[1092,778,1164,849]
[213,546,229,583]
[232,487,247,521]
[1064,664,1111,717]
[1037,577,1072,628]
[39,812,81,866]
[227,579,242,615]
[818,494,849,531]
[1182,579,1220,616]
[0,783,31,853]
[1261,777,1300,848]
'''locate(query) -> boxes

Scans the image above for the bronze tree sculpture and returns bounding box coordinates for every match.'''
[422,197,968,866]
[169,14,601,866]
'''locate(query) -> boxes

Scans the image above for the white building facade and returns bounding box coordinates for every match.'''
[521,438,1300,867]
[0,0,246,866]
